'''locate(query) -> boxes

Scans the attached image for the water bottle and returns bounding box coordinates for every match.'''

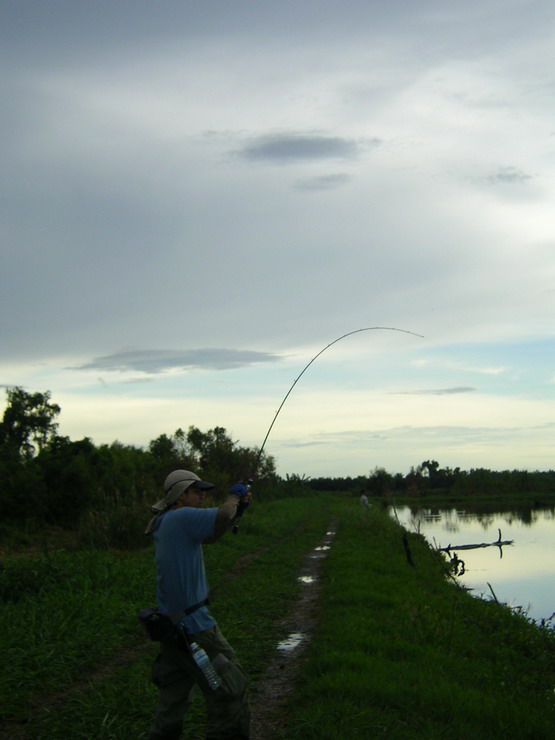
[190,642,222,690]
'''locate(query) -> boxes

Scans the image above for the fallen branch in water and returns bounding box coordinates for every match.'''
[437,528,513,554]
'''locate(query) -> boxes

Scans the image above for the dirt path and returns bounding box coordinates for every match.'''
[249,524,336,739]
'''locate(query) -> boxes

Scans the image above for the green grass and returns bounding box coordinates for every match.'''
[0,549,155,724]
[284,499,555,739]
[1,494,555,739]
[0,495,332,738]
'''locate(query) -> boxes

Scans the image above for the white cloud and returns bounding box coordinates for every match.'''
[410,359,508,376]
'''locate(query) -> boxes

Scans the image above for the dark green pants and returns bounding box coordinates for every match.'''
[149,625,250,740]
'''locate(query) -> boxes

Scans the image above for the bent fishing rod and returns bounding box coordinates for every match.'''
[255,325,424,469]
[231,326,423,534]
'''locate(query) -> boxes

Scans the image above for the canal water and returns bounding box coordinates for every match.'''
[392,504,555,624]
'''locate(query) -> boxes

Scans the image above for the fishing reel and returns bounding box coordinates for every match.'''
[231,478,253,535]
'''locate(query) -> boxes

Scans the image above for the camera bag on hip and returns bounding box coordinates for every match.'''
[138,608,176,641]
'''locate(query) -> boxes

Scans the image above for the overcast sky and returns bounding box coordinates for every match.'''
[1,0,554,477]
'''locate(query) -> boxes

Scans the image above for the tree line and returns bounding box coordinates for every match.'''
[0,387,277,537]
[1,387,554,541]
[310,459,555,498]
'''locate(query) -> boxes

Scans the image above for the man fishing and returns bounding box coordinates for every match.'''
[145,470,251,740]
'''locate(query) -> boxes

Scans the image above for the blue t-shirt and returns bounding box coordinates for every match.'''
[152,506,218,634]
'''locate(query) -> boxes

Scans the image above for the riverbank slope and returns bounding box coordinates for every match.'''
[285,497,555,738]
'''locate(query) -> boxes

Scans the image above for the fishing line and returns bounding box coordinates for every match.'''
[255,326,424,468]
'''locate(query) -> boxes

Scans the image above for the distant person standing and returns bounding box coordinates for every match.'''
[145,470,251,740]
[360,491,369,508]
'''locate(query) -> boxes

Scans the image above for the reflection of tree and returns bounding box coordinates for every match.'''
[457,512,474,521]
[442,511,459,533]
[395,503,555,540]
[477,514,495,530]
[518,507,533,525]
[408,507,443,524]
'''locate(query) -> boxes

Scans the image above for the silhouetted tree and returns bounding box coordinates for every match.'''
[0,387,60,460]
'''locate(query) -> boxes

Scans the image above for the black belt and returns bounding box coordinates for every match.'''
[171,598,210,622]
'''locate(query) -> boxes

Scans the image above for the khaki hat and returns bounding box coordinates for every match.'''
[145,470,215,535]
[151,470,215,514]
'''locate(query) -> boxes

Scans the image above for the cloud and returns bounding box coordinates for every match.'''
[410,359,507,376]
[121,377,156,385]
[296,420,553,450]
[281,439,327,448]
[236,133,368,163]
[296,173,353,191]
[73,348,281,374]
[390,387,477,396]
[487,166,533,184]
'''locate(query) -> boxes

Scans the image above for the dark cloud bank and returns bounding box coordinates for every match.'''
[236,133,379,163]
[74,348,281,374]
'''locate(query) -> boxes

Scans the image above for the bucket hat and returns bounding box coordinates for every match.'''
[145,470,215,535]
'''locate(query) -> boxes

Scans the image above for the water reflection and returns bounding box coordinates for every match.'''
[406,503,553,530]
[392,504,555,623]
[277,632,306,652]
[298,575,316,584]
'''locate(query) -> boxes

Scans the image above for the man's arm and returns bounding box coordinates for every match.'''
[204,493,240,543]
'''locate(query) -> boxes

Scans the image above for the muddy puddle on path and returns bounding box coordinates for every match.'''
[250,526,336,739]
